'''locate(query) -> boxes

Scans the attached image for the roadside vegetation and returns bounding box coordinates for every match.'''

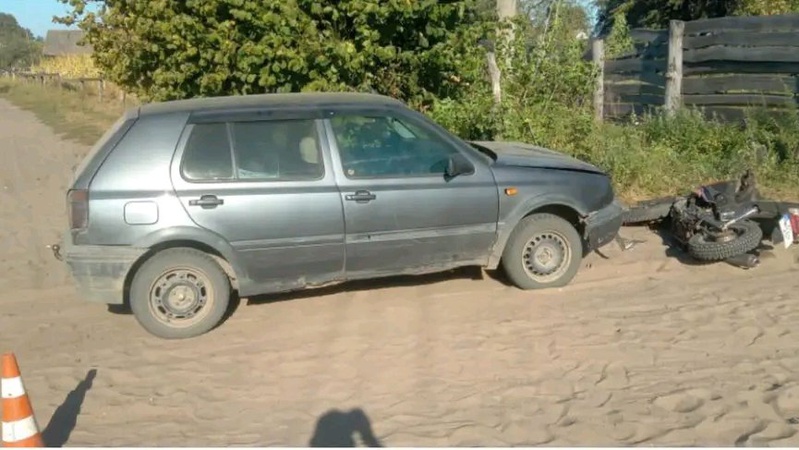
[1,0,798,202]
[0,79,129,145]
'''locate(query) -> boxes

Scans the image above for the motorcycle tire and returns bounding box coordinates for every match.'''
[687,220,763,262]
[622,196,678,225]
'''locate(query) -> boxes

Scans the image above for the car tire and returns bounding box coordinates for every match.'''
[129,248,231,339]
[501,213,583,290]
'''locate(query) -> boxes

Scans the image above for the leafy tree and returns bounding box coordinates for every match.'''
[55,0,490,105]
[431,1,598,142]
[596,0,799,35]
[734,0,799,15]
[0,13,42,70]
[530,1,591,39]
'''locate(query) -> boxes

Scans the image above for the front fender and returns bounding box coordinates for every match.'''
[486,193,592,269]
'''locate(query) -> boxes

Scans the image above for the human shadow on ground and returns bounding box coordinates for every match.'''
[308,408,383,447]
[42,369,97,447]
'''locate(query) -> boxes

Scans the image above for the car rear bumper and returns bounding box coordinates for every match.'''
[584,198,624,250]
[53,232,147,305]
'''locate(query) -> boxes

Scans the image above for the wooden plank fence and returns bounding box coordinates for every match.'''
[593,13,799,123]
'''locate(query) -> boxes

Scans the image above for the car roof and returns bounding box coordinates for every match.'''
[134,91,406,118]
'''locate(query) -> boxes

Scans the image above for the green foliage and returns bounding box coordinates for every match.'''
[42,0,799,202]
[603,11,633,58]
[0,78,129,145]
[0,13,42,70]
[524,0,591,35]
[430,6,597,141]
[596,0,799,35]
[429,3,799,201]
[734,0,799,15]
[56,0,490,105]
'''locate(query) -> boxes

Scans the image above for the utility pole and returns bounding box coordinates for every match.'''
[496,0,518,20]
[496,0,518,45]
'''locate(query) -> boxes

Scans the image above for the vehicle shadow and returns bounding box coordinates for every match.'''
[244,265,510,308]
[42,369,97,447]
[110,265,512,320]
[308,408,383,447]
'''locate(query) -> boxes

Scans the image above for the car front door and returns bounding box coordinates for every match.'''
[170,113,346,295]
[322,109,500,279]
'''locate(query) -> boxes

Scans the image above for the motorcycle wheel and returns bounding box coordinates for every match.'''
[622,196,679,225]
[687,220,763,261]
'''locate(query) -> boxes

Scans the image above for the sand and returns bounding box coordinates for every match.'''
[1,98,799,446]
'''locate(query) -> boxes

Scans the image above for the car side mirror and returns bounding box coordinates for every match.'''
[445,153,474,180]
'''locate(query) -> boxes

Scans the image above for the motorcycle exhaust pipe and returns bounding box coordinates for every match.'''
[721,206,760,230]
[725,253,759,269]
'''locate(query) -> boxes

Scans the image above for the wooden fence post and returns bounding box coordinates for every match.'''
[665,20,684,116]
[486,51,502,107]
[592,38,605,122]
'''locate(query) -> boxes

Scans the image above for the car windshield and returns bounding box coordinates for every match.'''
[393,107,498,163]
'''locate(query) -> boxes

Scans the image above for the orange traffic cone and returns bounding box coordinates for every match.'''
[1,353,43,447]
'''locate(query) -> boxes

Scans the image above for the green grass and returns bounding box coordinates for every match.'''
[431,97,799,203]
[0,79,130,146]
[581,109,799,203]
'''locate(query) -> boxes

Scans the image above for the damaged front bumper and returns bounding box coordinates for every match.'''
[583,198,625,251]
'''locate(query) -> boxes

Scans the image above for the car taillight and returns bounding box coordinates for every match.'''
[67,189,89,230]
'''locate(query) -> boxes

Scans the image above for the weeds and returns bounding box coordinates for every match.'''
[0,79,129,146]
[427,8,799,203]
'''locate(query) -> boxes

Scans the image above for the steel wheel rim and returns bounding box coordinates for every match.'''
[697,223,747,244]
[148,266,214,328]
[522,231,572,282]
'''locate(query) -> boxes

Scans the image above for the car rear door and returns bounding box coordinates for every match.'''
[170,111,346,294]
[322,108,499,279]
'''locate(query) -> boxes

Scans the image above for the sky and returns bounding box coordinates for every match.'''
[0,0,82,38]
[1,0,599,40]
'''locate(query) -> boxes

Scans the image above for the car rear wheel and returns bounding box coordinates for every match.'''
[129,248,231,339]
[501,213,583,290]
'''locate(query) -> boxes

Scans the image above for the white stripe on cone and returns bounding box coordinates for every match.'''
[2,416,40,443]
[1,376,26,399]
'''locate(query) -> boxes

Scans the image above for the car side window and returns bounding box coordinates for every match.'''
[230,119,324,181]
[181,119,324,182]
[329,114,461,179]
[181,123,235,181]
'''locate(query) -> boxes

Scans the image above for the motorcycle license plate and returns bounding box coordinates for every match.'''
[778,213,794,249]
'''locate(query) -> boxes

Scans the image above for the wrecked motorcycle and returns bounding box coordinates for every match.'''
[622,170,799,266]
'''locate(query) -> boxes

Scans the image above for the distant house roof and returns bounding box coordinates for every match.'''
[42,30,93,56]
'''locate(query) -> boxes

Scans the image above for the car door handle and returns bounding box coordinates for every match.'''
[345,190,377,203]
[189,195,224,208]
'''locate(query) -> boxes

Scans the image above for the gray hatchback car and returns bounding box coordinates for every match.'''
[54,92,624,339]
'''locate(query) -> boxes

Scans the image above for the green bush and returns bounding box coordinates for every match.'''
[426,7,799,202]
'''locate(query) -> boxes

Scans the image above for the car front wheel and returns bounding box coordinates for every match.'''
[501,213,583,290]
[129,248,231,339]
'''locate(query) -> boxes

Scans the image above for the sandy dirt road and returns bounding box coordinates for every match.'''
[2,98,799,446]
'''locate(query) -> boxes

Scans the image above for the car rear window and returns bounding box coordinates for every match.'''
[71,113,134,185]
